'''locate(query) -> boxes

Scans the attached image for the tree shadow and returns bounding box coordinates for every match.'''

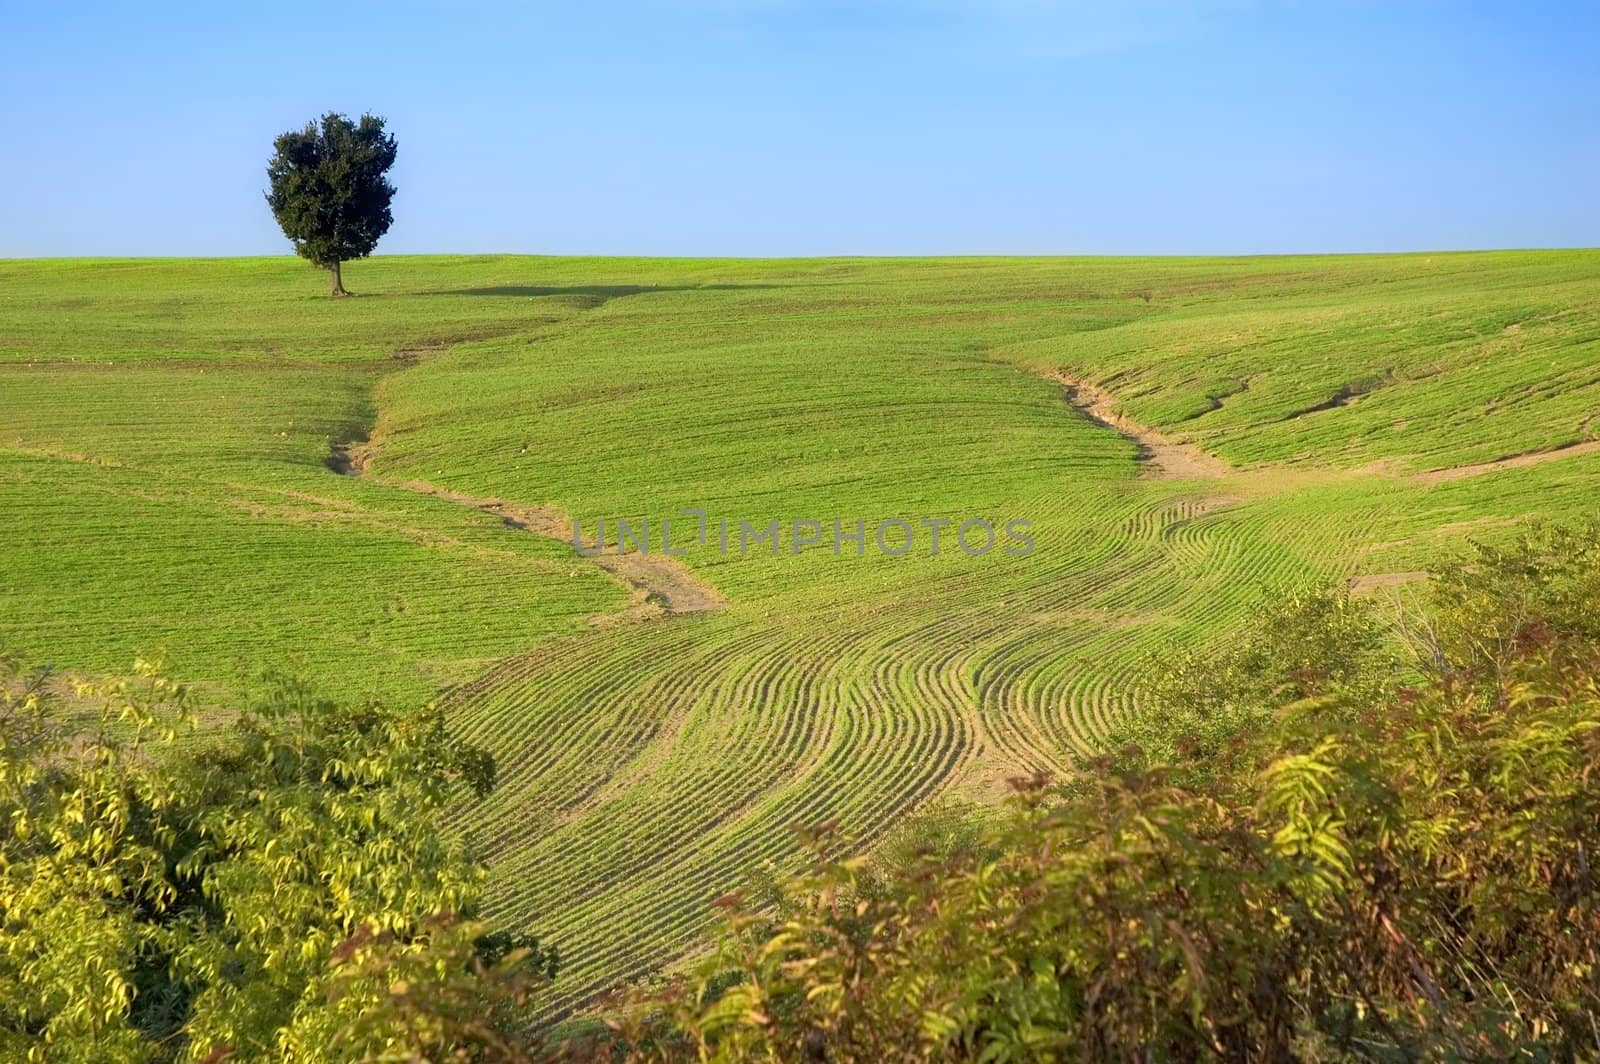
[429,283,776,301]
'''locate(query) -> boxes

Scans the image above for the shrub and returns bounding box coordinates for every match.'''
[0,661,551,1061]
[607,524,1600,1061]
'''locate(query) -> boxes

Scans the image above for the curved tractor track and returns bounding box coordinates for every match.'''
[409,366,1349,1019]
[319,301,1596,1021]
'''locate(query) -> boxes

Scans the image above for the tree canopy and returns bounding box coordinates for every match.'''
[264,113,397,296]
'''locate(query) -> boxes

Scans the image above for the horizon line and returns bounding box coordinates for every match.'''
[4,245,1599,264]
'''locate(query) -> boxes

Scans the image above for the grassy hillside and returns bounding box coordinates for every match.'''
[3,251,1597,1014]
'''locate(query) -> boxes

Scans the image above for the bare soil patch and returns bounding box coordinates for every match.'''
[317,324,724,625]
[1413,440,1600,485]
[381,479,726,624]
[1049,372,1232,479]
[326,439,372,476]
[1349,571,1428,594]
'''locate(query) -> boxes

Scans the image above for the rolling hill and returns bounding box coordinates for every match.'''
[3,250,1597,1015]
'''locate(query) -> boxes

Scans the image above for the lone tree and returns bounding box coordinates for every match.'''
[265,112,397,296]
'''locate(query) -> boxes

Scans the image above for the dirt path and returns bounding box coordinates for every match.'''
[1413,439,1600,485]
[321,325,726,626]
[1049,372,1232,479]
[1045,370,1600,490]
[381,478,726,624]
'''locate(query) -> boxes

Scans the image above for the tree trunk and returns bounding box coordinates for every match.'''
[330,259,348,297]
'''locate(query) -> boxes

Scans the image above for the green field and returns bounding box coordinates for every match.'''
[3,251,1598,1016]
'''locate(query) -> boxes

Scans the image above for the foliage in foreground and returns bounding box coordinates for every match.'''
[0,663,552,1061]
[600,524,1600,1061]
[6,523,1600,1061]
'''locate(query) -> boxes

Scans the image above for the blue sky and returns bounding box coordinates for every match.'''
[3,1,1597,256]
